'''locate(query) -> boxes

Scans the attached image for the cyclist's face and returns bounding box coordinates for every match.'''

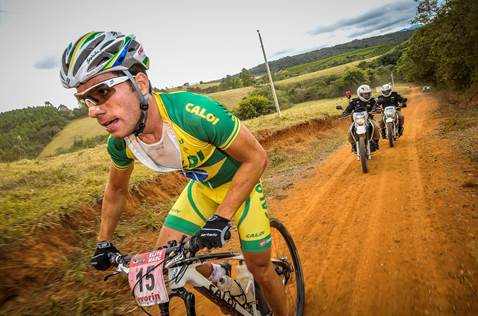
[77,73,141,138]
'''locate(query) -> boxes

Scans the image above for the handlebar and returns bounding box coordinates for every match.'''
[108,235,206,268]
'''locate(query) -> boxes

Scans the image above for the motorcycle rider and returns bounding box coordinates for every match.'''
[341,84,380,152]
[376,83,406,137]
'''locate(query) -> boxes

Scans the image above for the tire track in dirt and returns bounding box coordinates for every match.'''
[268,87,478,315]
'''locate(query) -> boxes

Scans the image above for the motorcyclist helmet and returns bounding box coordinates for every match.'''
[381,83,392,97]
[60,31,149,89]
[357,84,372,102]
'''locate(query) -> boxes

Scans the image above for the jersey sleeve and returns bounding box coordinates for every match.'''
[107,136,134,169]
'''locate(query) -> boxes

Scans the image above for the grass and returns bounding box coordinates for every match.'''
[245,97,343,131]
[438,93,478,162]
[0,147,157,241]
[207,86,254,110]
[39,117,108,158]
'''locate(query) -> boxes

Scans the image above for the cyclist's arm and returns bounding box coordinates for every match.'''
[215,123,268,220]
[98,164,134,241]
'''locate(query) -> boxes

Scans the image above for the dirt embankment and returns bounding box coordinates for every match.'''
[4,87,477,315]
[268,87,478,315]
[0,113,339,312]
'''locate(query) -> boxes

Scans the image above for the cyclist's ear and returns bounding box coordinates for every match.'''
[134,72,150,95]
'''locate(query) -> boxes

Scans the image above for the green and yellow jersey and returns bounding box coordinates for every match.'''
[107,91,241,188]
[106,91,272,252]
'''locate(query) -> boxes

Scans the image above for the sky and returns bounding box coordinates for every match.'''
[0,0,418,112]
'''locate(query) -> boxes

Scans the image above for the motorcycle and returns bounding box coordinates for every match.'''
[381,98,407,148]
[336,105,376,173]
[382,106,399,147]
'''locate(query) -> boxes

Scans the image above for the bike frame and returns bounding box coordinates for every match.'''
[116,251,262,316]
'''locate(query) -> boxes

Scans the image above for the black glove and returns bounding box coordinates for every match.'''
[197,215,231,249]
[90,241,121,270]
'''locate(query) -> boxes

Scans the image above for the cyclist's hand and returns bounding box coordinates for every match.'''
[197,215,231,249]
[90,241,121,270]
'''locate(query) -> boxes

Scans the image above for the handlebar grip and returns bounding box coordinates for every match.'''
[108,253,130,265]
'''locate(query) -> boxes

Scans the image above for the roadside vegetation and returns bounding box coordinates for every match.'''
[0,105,87,162]
[438,93,478,162]
[398,0,478,90]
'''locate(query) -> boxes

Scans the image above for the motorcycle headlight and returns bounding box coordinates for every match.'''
[384,108,395,116]
[356,117,366,125]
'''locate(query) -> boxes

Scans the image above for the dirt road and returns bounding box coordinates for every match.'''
[268,88,478,315]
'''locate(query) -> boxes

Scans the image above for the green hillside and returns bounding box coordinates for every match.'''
[277,45,393,79]
[207,86,254,109]
[249,29,414,75]
[39,117,108,157]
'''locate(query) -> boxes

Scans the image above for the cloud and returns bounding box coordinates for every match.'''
[348,16,413,38]
[33,55,59,69]
[271,48,295,57]
[309,0,416,36]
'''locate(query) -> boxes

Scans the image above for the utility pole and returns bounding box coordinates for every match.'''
[257,29,281,116]
[391,72,395,87]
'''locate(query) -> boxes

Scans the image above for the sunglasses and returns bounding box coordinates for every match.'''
[74,76,130,108]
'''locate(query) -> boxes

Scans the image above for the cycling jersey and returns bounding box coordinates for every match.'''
[106,91,272,252]
[107,91,241,188]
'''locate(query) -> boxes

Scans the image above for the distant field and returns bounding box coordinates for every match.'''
[207,86,254,110]
[283,45,393,77]
[276,56,380,86]
[39,117,107,158]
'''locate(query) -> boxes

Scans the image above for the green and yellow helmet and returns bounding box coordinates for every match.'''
[60,31,150,88]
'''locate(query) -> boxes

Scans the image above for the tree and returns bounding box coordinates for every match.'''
[399,0,478,89]
[239,68,254,86]
[343,68,367,88]
[233,96,274,120]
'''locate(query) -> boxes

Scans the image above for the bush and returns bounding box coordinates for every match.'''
[233,96,275,120]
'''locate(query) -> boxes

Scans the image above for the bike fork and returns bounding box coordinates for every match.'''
[159,288,196,316]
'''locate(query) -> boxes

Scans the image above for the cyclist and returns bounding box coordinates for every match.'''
[376,83,406,137]
[60,31,287,316]
[341,84,380,152]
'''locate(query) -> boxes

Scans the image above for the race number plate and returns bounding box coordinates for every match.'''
[128,250,169,306]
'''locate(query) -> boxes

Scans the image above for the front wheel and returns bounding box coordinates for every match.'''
[387,122,395,148]
[263,218,305,316]
[358,137,368,173]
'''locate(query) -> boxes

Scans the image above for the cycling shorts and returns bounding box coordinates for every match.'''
[164,180,271,252]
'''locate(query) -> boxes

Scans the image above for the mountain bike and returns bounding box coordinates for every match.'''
[106,218,305,316]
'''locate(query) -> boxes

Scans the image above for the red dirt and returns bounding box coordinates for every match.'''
[2,88,478,315]
[267,87,478,315]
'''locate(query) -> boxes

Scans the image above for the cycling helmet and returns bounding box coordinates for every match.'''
[357,84,372,102]
[381,83,392,97]
[60,31,149,89]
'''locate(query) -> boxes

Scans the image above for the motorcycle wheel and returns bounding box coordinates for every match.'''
[358,136,368,173]
[387,122,395,147]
